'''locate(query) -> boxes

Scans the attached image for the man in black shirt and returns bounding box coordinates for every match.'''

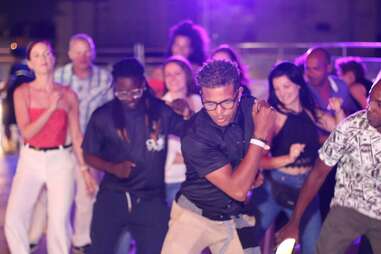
[161,60,275,254]
[82,58,186,254]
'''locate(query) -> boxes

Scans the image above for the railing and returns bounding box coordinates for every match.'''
[1,41,381,78]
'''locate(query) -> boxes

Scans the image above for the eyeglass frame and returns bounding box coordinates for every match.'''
[114,86,146,100]
[202,90,240,111]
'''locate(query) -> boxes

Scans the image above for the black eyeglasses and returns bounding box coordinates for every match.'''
[202,91,239,111]
[114,87,144,99]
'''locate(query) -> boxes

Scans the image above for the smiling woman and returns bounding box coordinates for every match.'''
[251,62,345,254]
[161,56,202,207]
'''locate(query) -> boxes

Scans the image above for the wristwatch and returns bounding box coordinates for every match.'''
[250,138,270,150]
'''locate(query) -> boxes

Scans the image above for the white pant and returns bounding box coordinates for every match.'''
[5,146,75,254]
[27,163,98,247]
[72,165,97,247]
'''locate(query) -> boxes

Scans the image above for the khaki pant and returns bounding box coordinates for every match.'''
[317,206,381,254]
[161,201,244,254]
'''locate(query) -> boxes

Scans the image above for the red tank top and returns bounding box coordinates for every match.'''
[26,108,68,147]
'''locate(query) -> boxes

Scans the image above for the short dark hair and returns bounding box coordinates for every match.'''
[197,60,240,90]
[306,47,331,65]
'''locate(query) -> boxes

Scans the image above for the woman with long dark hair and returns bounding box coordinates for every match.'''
[252,62,345,254]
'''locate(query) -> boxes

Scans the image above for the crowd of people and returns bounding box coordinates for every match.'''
[1,19,381,254]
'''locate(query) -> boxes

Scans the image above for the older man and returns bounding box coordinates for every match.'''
[55,33,113,252]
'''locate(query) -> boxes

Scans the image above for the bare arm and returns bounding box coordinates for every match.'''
[14,85,60,140]
[66,88,97,193]
[260,143,305,169]
[350,84,368,109]
[315,97,345,132]
[66,88,87,167]
[290,158,331,225]
[206,144,266,201]
[205,101,275,201]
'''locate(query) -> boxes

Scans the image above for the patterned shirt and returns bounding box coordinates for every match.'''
[319,110,381,220]
[54,63,113,132]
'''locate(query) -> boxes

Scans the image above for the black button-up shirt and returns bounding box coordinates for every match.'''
[179,96,255,220]
[82,98,184,198]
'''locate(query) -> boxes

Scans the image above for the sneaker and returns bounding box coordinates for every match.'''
[30,243,39,253]
[73,244,91,254]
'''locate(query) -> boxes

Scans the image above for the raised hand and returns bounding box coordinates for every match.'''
[170,98,193,119]
[327,97,343,112]
[49,90,63,111]
[288,143,305,162]
[252,100,276,141]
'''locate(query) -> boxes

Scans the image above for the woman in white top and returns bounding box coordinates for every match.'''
[162,56,202,206]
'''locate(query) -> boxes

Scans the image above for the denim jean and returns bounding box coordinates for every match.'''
[252,170,321,254]
[165,182,182,208]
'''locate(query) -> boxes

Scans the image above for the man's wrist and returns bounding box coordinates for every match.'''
[252,132,268,142]
[250,137,270,150]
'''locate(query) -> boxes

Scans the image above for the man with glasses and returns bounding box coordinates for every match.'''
[82,58,188,254]
[161,60,275,254]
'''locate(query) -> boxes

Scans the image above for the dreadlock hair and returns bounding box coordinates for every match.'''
[112,58,161,142]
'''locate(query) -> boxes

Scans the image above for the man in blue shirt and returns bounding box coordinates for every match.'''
[305,47,358,115]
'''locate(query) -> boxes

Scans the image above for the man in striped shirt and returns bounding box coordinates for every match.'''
[55,33,113,253]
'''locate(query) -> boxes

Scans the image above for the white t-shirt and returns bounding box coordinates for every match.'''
[162,93,202,183]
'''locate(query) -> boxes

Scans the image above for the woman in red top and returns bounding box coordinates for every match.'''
[4,40,97,254]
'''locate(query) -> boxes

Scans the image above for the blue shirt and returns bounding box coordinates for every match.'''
[309,75,358,115]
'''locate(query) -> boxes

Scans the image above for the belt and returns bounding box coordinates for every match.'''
[25,143,72,152]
